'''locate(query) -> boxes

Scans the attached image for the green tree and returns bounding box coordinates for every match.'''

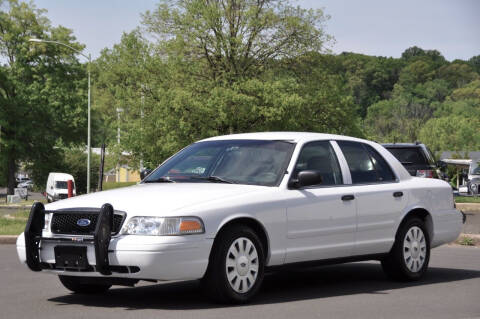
[142,0,332,81]
[401,46,446,67]
[434,80,480,119]
[418,116,480,153]
[437,62,479,89]
[468,55,480,74]
[0,0,87,194]
[61,148,99,194]
[93,2,361,168]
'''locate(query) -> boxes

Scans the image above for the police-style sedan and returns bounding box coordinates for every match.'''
[17,132,463,303]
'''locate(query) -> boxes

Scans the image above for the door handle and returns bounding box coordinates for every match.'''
[393,191,403,198]
[341,194,355,201]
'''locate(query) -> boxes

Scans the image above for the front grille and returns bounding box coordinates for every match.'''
[58,194,68,200]
[50,211,125,235]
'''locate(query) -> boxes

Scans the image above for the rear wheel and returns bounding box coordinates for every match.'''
[381,217,430,281]
[202,225,265,304]
[58,275,111,294]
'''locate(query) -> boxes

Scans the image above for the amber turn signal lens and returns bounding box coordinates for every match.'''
[179,220,203,233]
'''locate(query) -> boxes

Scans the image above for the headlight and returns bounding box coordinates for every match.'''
[44,213,51,231]
[121,216,205,236]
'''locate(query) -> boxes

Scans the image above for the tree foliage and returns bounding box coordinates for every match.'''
[0,0,87,193]
[365,47,480,145]
[142,0,332,81]
[418,116,480,153]
[1,0,479,188]
[93,2,363,168]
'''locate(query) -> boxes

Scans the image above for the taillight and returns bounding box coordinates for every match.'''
[416,170,434,178]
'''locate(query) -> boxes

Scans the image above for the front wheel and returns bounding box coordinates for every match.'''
[201,225,265,304]
[58,275,111,294]
[381,217,430,281]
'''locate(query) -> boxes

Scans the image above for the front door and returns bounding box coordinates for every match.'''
[285,141,356,263]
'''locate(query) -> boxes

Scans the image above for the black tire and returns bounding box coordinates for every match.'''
[58,275,111,294]
[381,217,430,281]
[201,225,265,304]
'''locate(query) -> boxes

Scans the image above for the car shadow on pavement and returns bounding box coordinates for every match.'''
[48,262,480,310]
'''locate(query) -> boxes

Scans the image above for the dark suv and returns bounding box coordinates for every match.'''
[382,143,441,178]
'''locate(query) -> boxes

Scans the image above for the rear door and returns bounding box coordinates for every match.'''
[337,141,408,255]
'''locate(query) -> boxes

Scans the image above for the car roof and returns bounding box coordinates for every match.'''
[200,132,372,144]
[201,132,412,181]
[49,172,75,181]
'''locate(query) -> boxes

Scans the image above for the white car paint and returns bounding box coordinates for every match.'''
[17,132,463,282]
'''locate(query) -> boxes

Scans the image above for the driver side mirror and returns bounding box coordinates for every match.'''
[290,170,323,189]
[140,169,152,180]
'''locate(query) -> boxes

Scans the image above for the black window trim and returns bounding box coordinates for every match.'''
[337,140,400,186]
[287,140,344,190]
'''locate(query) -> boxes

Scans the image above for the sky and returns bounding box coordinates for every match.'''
[32,0,480,61]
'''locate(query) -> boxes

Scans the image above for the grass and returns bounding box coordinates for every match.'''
[1,197,47,207]
[0,210,29,235]
[458,236,476,246]
[102,182,137,191]
[455,196,480,204]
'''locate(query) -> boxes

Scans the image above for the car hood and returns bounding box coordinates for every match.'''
[45,183,267,216]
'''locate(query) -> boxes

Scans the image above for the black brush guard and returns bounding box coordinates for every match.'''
[24,203,114,276]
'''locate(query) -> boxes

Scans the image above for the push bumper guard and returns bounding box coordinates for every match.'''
[24,203,114,276]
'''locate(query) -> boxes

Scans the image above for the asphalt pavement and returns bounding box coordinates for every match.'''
[0,245,479,319]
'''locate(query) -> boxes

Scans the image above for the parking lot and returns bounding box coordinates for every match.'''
[1,245,479,319]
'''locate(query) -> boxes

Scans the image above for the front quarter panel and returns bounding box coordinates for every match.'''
[178,188,288,266]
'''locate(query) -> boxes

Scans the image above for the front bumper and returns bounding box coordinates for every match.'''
[17,234,212,281]
[18,203,213,281]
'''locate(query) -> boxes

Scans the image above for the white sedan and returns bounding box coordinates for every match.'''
[17,132,464,303]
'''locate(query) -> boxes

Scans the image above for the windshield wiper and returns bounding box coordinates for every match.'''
[190,175,236,184]
[143,177,175,183]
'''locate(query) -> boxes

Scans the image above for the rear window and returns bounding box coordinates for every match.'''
[385,147,428,165]
[55,181,75,189]
[55,181,68,189]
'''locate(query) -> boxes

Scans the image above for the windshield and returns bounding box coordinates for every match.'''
[144,140,295,186]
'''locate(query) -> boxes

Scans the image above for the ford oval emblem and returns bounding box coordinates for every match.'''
[77,218,91,227]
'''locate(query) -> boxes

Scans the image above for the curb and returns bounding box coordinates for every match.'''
[456,203,480,212]
[0,235,18,244]
[458,233,480,239]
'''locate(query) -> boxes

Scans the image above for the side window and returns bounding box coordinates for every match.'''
[293,141,342,186]
[337,141,377,184]
[364,145,396,182]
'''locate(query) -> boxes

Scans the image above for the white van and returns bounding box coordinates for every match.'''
[46,172,76,202]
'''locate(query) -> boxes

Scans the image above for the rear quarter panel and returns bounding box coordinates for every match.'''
[401,178,462,248]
